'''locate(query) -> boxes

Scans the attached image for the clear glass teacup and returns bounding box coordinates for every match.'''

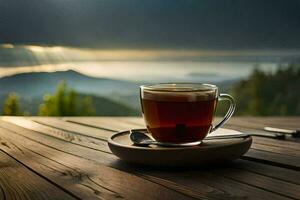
[140,83,236,146]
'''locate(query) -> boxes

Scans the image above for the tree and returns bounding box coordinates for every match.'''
[80,96,96,116]
[230,64,300,116]
[38,94,57,116]
[39,81,96,116]
[67,90,78,116]
[2,92,22,116]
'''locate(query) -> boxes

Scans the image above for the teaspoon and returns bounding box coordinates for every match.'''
[130,130,249,147]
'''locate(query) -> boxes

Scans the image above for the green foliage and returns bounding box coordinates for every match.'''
[230,64,300,116]
[80,97,96,116]
[90,95,138,116]
[2,92,22,116]
[39,82,96,116]
[3,64,299,117]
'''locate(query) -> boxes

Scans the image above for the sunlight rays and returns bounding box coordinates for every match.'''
[2,44,300,64]
[0,44,297,82]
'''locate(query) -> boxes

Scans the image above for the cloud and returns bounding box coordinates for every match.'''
[1,45,300,68]
[1,0,300,49]
[0,44,14,48]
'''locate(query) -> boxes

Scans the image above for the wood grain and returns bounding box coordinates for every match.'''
[225,117,300,130]
[19,117,300,171]
[31,117,110,140]
[64,117,144,131]
[1,118,299,199]
[0,121,196,200]
[0,150,76,200]
[1,117,111,153]
[9,116,300,184]
[0,119,223,199]
[66,117,300,170]
[210,167,300,199]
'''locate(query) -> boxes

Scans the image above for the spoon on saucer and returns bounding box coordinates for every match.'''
[130,130,249,147]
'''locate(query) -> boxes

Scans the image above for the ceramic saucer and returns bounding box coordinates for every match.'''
[108,128,252,167]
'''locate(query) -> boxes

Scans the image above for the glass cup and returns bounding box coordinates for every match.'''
[140,83,235,146]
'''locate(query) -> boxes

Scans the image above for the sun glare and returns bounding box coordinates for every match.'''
[0,44,14,48]
[25,45,46,53]
[1,44,299,62]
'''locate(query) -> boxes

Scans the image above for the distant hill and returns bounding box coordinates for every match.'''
[0,70,140,97]
[0,70,240,110]
[0,70,240,115]
[0,93,139,116]
[87,94,139,116]
[0,70,143,114]
[0,70,140,103]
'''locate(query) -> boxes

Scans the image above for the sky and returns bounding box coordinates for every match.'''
[0,0,300,79]
[1,0,300,50]
[0,44,288,81]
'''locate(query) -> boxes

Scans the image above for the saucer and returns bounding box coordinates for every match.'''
[108,128,252,167]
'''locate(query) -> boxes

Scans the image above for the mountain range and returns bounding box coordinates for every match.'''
[0,70,239,115]
[0,70,139,97]
[0,70,141,115]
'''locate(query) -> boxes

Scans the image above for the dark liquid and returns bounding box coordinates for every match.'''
[141,98,217,143]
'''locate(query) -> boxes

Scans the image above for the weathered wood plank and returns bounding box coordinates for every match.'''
[0,130,288,199]
[67,117,300,169]
[1,118,298,199]
[10,117,300,171]
[251,143,300,157]
[0,125,195,200]
[25,117,300,170]
[64,117,144,131]
[227,159,300,185]
[0,150,76,200]
[0,118,113,160]
[128,117,300,149]
[210,167,300,199]
[1,117,111,153]
[7,118,300,184]
[0,119,280,199]
[65,119,300,198]
[31,117,110,140]
[136,171,299,200]
[226,117,300,130]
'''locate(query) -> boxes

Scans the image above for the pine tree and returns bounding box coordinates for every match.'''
[2,92,22,116]
[80,96,96,116]
[38,81,96,116]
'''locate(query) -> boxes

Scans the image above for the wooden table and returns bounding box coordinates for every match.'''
[0,116,299,200]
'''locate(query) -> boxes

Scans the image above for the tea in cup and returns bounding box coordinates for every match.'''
[140,83,235,145]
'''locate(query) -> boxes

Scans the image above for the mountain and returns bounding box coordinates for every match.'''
[0,70,140,97]
[0,70,143,114]
[0,70,240,111]
[87,94,139,116]
[0,93,139,116]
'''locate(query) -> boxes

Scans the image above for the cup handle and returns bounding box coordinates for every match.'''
[211,93,236,132]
